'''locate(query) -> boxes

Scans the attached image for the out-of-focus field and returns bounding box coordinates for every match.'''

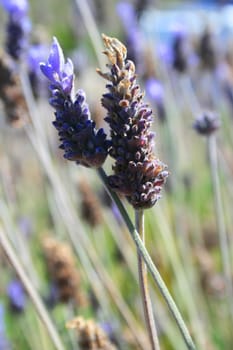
[0,1,233,349]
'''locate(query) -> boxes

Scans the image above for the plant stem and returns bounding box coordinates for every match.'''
[73,0,105,69]
[97,167,196,350]
[0,226,65,350]
[208,134,233,321]
[136,209,160,350]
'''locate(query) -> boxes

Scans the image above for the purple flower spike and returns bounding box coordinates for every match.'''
[1,0,30,60]
[40,37,74,94]
[40,38,109,168]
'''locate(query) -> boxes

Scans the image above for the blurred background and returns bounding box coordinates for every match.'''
[0,0,233,350]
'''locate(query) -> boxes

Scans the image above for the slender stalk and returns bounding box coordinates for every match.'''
[19,71,147,349]
[73,0,105,69]
[97,167,196,350]
[136,209,160,350]
[208,134,233,320]
[0,226,65,350]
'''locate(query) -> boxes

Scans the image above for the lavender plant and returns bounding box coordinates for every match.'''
[193,111,233,323]
[40,34,196,350]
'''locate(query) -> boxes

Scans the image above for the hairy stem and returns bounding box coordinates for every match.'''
[98,167,196,350]
[0,226,65,350]
[136,209,160,350]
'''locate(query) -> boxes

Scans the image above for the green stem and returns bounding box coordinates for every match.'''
[208,135,233,321]
[98,167,196,350]
[0,226,65,350]
[136,209,160,350]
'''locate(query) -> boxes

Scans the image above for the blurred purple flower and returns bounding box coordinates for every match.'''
[116,1,144,68]
[145,78,166,122]
[28,44,49,73]
[44,283,59,309]
[18,216,33,238]
[193,111,220,135]
[1,0,28,18]
[7,279,26,313]
[1,0,30,60]
[40,37,74,95]
[116,2,136,30]
[145,78,164,104]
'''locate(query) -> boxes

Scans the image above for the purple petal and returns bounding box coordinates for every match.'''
[40,63,58,83]
[63,58,74,76]
[61,75,73,94]
[48,37,64,76]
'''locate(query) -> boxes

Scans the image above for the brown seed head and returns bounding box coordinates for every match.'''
[43,237,85,305]
[66,316,118,350]
[0,51,29,127]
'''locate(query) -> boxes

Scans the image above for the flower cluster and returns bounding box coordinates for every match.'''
[97,35,168,209]
[40,38,109,168]
[193,111,220,136]
[1,0,30,60]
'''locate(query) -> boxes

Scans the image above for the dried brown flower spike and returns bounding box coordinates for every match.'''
[79,179,103,227]
[97,34,168,209]
[0,51,29,127]
[43,237,85,305]
[66,316,117,350]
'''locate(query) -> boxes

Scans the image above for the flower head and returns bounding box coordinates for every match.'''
[40,38,109,168]
[193,111,220,136]
[97,34,168,209]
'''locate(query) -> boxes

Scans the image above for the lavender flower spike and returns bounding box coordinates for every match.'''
[1,0,30,60]
[97,34,168,209]
[40,38,109,168]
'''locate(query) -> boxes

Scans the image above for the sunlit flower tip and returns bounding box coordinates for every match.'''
[193,111,220,136]
[40,37,74,94]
